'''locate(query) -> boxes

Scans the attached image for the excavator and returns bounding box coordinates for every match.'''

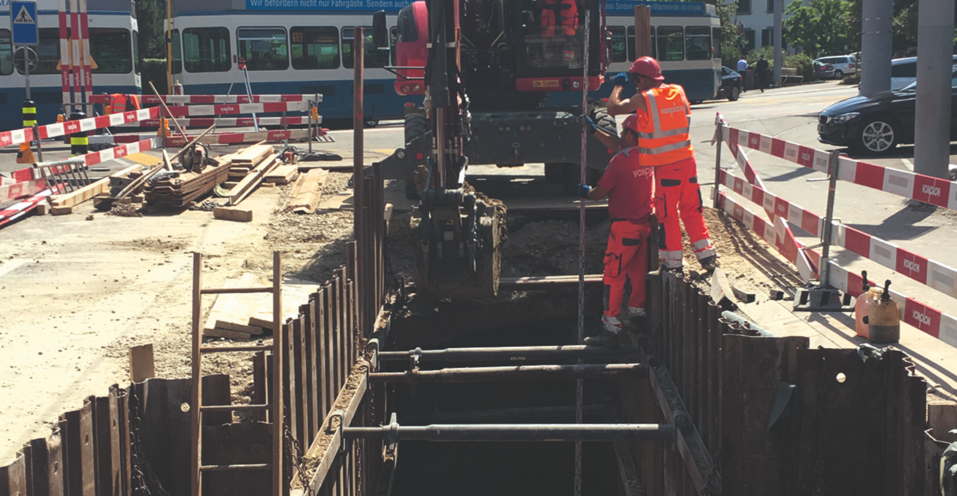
[372,0,615,299]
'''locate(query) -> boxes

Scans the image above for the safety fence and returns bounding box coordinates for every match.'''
[636,271,948,495]
[713,113,957,348]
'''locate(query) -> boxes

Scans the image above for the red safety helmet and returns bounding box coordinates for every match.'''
[629,56,665,81]
[622,114,641,135]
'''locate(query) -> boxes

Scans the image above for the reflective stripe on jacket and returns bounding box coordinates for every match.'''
[635,84,694,166]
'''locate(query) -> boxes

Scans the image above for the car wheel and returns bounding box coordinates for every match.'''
[857,117,900,155]
[729,85,740,101]
[834,70,844,79]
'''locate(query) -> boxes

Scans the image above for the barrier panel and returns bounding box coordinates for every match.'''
[713,112,957,348]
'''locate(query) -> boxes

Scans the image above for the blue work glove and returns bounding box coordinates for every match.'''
[612,72,629,87]
[583,116,598,135]
[578,184,592,199]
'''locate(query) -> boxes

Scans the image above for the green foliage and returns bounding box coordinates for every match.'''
[140,58,168,95]
[746,46,775,67]
[783,0,852,59]
[136,0,167,60]
[709,0,745,62]
[841,73,861,85]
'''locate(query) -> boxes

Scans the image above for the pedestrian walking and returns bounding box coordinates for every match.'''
[736,56,748,92]
[579,114,655,346]
[756,55,769,92]
[605,56,717,273]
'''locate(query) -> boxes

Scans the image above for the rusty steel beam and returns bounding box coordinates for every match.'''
[368,363,648,383]
[342,423,675,442]
[377,345,640,363]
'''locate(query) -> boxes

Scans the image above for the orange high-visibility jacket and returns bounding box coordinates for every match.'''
[635,84,694,166]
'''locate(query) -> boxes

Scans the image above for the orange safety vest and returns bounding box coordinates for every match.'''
[109,94,127,114]
[540,0,578,38]
[635,84,694,167]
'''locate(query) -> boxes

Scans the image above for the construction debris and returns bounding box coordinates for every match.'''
[283,168,328,214]
[48,163,144,209]
[264,165,299,185]
[107,204,143,217]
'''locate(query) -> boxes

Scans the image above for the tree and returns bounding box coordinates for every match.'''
[783,0,852,59]
[136,0,166,60]
[706,0,745,61]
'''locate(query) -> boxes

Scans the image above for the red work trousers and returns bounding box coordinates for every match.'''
[654,157,715,269]
[603,219,651,320]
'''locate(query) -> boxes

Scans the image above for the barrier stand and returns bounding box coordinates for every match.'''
[792,150,853,311]
[69,111,88,156]
[16,101,37,164]
[32,125,43,162]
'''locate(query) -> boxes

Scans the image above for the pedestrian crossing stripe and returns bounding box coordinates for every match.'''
[13,6,34,24]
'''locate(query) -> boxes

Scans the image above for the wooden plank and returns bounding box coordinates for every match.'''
[213,207,253,222]
[263,165,299,184]
[226,152,280,204]
[129,344,155,382]
[48,164,143,207]
[284,169,327,214]
[203,274,263,336]
[214,320,265,335]
[50,206,73,216]
[203,328,252,340]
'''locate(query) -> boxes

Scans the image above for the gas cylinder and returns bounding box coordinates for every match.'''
[854,271,882,338]
[868,280,900,344]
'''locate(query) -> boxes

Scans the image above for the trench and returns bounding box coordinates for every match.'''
[386,316,623,495]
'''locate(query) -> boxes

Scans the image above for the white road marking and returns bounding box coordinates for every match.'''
[0,258,28,279]
[901,158,914,171]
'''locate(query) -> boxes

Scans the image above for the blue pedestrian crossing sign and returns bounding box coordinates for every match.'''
[11,1,39,46]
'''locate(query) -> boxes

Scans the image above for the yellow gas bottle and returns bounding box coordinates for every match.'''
[854,271,882,338]
[868,280,900,344]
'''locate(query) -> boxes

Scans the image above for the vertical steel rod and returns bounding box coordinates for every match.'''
[271,251,283,496]
[190,252,202,496]
[353,26,365,342]
[712,123,722,208]
[820,151,840,288]
[575,8,592,496]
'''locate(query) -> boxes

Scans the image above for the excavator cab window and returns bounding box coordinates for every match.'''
[523,0,584,70]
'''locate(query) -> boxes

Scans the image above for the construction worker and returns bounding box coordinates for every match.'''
[540,0,579,63]
[606,56,717,273]
[578,114,654,347]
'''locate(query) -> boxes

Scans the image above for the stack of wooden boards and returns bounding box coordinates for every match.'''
[203,274,312,339]
[45,163,144,215]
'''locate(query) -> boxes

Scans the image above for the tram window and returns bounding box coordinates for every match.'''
[341,27,377,69]
[712,27,721,60]
[685,26,711,60]
[89,28,132,73]
[171,29,182,74]
[183,27,230,73]
[16,29,61,75]
[132,30,140,74]
[0,30,12,75]
[238,28,288,71]
[626,26,656,61]
[290,26,339,70]
[657,26,683,61]
[390,27,398,66]
[609,26,626,63]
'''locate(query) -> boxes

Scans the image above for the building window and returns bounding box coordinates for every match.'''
[238,28,288,71]
[767,0,774,13]
[737,0,752,15]
[609,26,626,63]
[89,28,132,73]
[341,27,377,69]
[761,27,774,47]
[685,26,711,60]
[657,26,684,61]
[291,26,340,70]
[742,28,755,53]
[0,29,13,75]
[171,29,182,74]
[183,27,231,73]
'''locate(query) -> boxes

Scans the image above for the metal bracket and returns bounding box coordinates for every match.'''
[792,285,853,312]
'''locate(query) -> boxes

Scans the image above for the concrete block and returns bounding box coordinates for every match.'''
[213,207,253,222]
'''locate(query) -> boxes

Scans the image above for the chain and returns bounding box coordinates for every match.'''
[127,384,171,496]
[283,405,312,495]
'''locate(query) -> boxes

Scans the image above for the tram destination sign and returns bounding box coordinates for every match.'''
[246,0,412,11]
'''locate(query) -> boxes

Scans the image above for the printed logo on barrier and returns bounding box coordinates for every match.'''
[774,197,788,219]
[797,146,814,167]
[64,121,80,135]
[748,133,760,149]
[218,105,238,114]
[905,299,940,337]
[913,174,950,208]
[896,250,927,280]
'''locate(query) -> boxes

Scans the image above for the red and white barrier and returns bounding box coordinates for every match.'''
[717,115,957,210]
[157,101,310,118]
[0,186,59,228]
[138,116,316,128]
[0,107,160,148]
[90,94,321,105]
[1,179,48,202]
[81,138,160,167]
[111,129,314,147]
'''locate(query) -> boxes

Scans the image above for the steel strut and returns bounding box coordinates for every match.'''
[575,7,592,496]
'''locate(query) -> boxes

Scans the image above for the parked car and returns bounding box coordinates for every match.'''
[717,66,743,101]
[817,66,957,155]
[814,61,836,80]
[890,56,957,90]
[814,55,858,79]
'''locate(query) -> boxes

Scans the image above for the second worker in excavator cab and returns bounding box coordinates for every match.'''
[606,56,717,274]
[539,0,579,65]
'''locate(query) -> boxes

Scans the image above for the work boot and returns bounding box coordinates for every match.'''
[623,307,647,332]
[662,264,684,275]
[585,318,621,347]
[699,255,718,272]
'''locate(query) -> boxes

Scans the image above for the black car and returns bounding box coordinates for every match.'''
[717,66,743,101]
[817,67,957,155]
